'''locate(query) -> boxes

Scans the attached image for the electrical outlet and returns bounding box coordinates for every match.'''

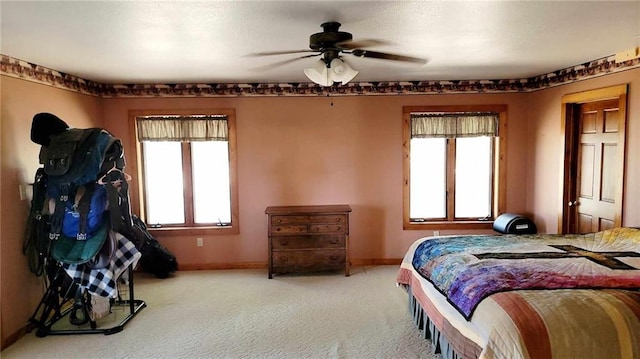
[196,237,204,247]
[433,231,440,237]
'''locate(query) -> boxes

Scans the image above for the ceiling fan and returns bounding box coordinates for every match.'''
[250,22,428,86]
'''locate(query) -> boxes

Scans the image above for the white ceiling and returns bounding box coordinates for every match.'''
[1,1,639,85]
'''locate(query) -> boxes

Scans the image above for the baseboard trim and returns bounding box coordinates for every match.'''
[1,325,28,351]
[179,262,267,271]
[178,259,402,271]
[351,258,403,266]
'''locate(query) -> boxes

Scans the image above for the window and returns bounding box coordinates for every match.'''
[403,105,506,230]
[130,109,238,234]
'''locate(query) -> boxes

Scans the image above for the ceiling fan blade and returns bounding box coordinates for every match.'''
[337,39,391,50]
[247,50,317,57]
[251,53,321,71]
[351,49,428,64]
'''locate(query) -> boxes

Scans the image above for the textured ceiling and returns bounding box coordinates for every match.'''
[1,1,639,85]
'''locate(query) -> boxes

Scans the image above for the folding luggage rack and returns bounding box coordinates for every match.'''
[28,263,146,337]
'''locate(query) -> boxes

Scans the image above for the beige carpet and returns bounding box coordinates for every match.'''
[3,265,439,359]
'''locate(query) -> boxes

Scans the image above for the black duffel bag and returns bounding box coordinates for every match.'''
[131,215,178,278]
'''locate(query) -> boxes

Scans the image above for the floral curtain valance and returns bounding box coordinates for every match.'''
[136,115,228,142]
[410,112,499,138]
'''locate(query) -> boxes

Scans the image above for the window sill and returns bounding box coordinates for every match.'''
[403,221,494,230]
[148,225,239,236]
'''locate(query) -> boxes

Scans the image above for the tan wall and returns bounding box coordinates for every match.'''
[1,76,104,346]
[526,68,640,232]
[103,92,530,268]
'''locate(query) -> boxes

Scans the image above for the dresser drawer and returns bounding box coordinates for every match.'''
[272,249,346,269]
[309,224,346,233]
[271,214,346,225]
[271,235,345,250]
[271,225,307,234]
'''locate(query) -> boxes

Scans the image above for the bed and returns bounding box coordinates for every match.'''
[396,227,640,359]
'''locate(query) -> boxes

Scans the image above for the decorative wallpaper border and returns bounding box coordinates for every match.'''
[1,55,105,96]
[2,54,639,98]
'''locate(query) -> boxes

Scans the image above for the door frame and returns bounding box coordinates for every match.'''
[558,84,628,234]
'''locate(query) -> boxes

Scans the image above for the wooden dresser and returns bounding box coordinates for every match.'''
[265,205,351,279]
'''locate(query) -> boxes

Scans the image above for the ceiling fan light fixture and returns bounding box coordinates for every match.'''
[304,58,359,86]
[330,58,358,85]
[304,60,332,86]
[254,22,427,86]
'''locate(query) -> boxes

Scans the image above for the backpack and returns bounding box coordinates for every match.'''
[60,184,107,240]
[40,127,131,240]
[29,113,134,267]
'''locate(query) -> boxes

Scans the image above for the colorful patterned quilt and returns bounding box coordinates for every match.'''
[412,227,640,319]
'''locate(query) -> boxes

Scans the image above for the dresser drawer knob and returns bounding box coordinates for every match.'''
[330,239,339,244]
[279,240,288,246]
[329,255,339,261]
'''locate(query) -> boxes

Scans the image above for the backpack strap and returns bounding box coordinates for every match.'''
[103,170,133,238]
[75,183,97,240]
[49,182,70,240]
[23,168,50,276]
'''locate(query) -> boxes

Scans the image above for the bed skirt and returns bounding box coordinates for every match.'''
[405,284,468,359]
